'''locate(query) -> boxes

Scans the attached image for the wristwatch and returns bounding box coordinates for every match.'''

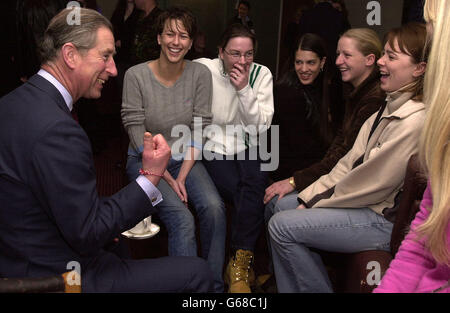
[289,177,296,189]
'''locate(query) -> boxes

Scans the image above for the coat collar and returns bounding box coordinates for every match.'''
[384,91,425,119]
[27,74,72,116]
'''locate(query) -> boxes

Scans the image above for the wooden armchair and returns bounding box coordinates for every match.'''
[0,271,81,293]
[319,154,428,293]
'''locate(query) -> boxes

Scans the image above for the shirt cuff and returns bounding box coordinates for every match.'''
[136,175,163,206]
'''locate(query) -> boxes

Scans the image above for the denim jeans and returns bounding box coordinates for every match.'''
[126,155,226,292]
[267,193,393,292]
[202,148,268,252]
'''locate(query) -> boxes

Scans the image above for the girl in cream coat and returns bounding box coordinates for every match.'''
[375,0,450,293]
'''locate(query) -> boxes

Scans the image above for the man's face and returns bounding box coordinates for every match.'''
[75,27,117,99]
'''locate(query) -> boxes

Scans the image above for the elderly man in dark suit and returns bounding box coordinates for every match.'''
[0,7,212,292]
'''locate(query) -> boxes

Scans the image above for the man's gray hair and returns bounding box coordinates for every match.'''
[39,8,113,64]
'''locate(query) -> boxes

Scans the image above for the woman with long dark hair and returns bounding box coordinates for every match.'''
[270,33,342,182]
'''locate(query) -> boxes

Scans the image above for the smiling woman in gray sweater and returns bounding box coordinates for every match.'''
[121,7,225,293]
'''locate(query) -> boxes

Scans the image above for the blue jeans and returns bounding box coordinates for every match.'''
[126,156,226,292]
[266,193,393,292]
[202,148,268,252]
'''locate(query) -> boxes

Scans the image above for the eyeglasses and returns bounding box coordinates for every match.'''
[223,49,254,60]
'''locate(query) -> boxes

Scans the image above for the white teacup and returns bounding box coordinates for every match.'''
[128,216,152,235]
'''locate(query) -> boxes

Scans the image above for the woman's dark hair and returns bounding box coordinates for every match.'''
[112,0,128,14]
[156,6,197,39]
[218,23,257,54]
[277,33,335,145]
[78,0,99,10]
[15,0,68,78]
[238,0,250,10]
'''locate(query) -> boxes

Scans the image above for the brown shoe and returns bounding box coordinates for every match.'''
[224,249,255,293]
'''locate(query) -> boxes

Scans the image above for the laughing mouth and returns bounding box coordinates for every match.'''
[168,48,182,54]
[300,73,312,79]
[97,78,105,85]
[380,71,390,79]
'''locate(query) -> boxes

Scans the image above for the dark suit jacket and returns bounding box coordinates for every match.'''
[0,75,156,291]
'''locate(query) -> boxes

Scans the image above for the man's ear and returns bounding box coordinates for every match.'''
[157,34,161,45]
[366,53,376,67]
[61,43,78,69]
[413,61,426,78]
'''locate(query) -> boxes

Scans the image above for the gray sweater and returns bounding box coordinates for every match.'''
[121,60,213,156]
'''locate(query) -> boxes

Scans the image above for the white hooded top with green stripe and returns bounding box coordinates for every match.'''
[194,58,274,155]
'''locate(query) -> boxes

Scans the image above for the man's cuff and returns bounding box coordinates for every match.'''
[136,175,163,206]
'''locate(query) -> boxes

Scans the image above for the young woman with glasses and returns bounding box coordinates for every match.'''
[195,23,274,293]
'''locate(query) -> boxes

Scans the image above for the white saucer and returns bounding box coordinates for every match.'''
[121,223,160,240]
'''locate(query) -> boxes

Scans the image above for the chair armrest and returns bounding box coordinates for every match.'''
[0,271,81,293]
[390,154,427,256]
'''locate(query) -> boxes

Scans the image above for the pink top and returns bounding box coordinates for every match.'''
[374,183,450,293]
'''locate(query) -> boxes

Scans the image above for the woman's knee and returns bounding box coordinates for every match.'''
[268,210,305,244]
[272,194,298,215]
[160,205,196,233]
[264,195,279,223]
[267,212,287,243]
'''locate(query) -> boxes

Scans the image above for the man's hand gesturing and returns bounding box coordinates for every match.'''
[141,132,171,186]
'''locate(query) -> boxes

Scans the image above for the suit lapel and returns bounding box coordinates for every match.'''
[27,74,72,117]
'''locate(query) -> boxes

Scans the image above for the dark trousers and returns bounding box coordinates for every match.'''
[203,148,268,252]
[83,250,213,292]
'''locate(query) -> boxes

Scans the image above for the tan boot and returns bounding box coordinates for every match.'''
[224,249,255,293]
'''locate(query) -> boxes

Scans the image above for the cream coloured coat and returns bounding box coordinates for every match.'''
[298,91,426,215]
